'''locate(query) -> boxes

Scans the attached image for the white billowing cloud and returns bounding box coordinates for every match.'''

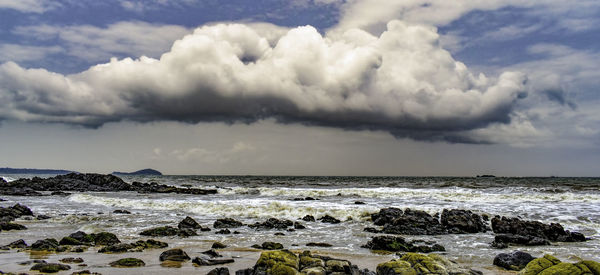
[14,22,191,62]
[0,44,63,62]
[170,142,257,163]
[0,21,527,142]
[0,0,59,13]
[118,0,198,13]
[335,0,600,34]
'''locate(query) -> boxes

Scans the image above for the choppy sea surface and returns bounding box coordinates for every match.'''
[1,175,599,274]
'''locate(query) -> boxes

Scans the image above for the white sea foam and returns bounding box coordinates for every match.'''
[0,176,16,182]
[69,194,378,221]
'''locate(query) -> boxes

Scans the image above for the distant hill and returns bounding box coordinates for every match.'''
[112,169,163,176]
[0,167,73,175]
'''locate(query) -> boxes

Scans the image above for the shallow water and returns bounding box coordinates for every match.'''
[1,175,599,274]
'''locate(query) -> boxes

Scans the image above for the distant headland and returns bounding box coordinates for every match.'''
[112,169,163,176]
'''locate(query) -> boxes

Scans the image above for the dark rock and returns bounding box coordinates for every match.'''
[159,248,191,262]
[68,231,95,243]
[133,239,168,249]
[376,253,482,275]
[260,242,284,250]
[294,222,305,229]
[361,235,445,253]
[193,256,235,266]
[249,218,293,230]
[178,228,198,237]
[216,229,231,234]
[318,215,341,224]
[441,209,487,233]
[214,218,244,228]
[493,234,550,246]
[30,263,71,273]
[381,208,446,235]
[98,243,135,253]
[492,216,586,243]
[306,242,333,247]
[60,257,84,264]
[112,169,162,176]
[493,251,535,271]
[113,210,131,214]
[274,232,285,236]
[99,239,167,253]
[109,258,145,267]
[235,268,254,275]
[31,238,60,251]
[202,249,222,258]
[6,239,27,249]
[355,201,366,205]
[0,222,27,231]
[51,191,71,196]
[72,270,102,275]
[302,215,315,222]
[371,207,403,226]
[140,226,179,236]
[212,241,227,249]
[11,203,33,216]
[37,214,52,220]
[60,237,87,246]
[364,227,380,233]
[91,232,120,246]
[19,259,47,265]
[208,267,230,275]
[253,250,299,275]
[178,216,202,230]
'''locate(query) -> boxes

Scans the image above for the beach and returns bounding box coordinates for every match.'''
[1,174,599,274]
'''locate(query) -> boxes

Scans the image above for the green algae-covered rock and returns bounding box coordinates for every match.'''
[140,226,180,236]
[109,257,145,267]
[519,254,600,275]
[376,253,480,275]
[30,262,71,273]
[91,232,120,246]
[255,250,300,275]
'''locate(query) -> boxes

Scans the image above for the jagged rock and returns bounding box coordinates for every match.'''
[159,248,191,262]
[318,215,341,224]
[214,218,244,228]
[441,209,487,233]
[493,251,535,271]
[31,238,60,251]
[109,258,145,267]
[30,262,71,273]
[381,208,446,235]
[519,254,600,275]
[492,216,586,243]
[212,241,227,249]
[11,203,33,216]
[371,208,403,226]
[302,215,316,222]
[91,232,120,246]
[208,267,230,275]
[193,256,235,266]
[376,253,482,275]
[249,218,294,230]
[0,222,27,231]
[362,235,445,253]
[178,216,203,230]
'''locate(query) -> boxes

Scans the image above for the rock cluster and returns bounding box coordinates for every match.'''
[376,253,482,275]
[370,208,487,235]
[362,235,445,253]
[491,216,586,247]
[519,254,600,275]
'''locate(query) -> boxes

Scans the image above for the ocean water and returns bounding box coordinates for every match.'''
[1,175,599,274]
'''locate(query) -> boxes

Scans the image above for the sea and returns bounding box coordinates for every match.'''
[0,175,599,274]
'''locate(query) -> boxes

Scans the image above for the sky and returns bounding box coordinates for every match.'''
[0,0,599,176]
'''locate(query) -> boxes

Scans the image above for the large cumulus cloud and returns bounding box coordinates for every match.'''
[0,21,526,142]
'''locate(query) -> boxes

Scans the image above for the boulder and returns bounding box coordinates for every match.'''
[494,251,535,271]
[113,210,131,214]
[202,249,222,258]
[59,257,84,264]
[208,267,230,275]
[140,226,179,236]
[306,243,333,247]
[440,209,487,233]
[98,243,135,253]
[318,215,341,224]
[109,258,145,267]
[91,232,120,246]
[0,222,27,231]
[214,218,244,228]
[381,208,446,235]
[371,208,403,226]
[255,242,284,250]
[492,216,586,243]
[31,238,60,251]
[376,253,482,275]
[11,203,33,216]
[249,218,294,230]
[519,254,600,275]
[67,231,95,244]
[212,241,227,249]
[253,250,299,275]
[362,235,445,253]
[6,239,27,249]
[302,215,316,222]
[30,263,71,273]
[159,248,191,262]
[192,256,235,266]
[216,229,232,234]
[178,216,203,230]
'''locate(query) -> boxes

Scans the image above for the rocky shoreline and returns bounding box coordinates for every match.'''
[0,173,598,274]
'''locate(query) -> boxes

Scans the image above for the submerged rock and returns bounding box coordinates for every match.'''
[159,248,191,262]
[0,222,27,231]
[376,253,482,275]
[30,262,71,273]
[214,218,244,228]
[109,258,145,267]
[493,251,535,271]
[318,215,341,224]
[113,209,131,214]
[362,235,445,253]
[306,242,333,247]
[518,254,600,275]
